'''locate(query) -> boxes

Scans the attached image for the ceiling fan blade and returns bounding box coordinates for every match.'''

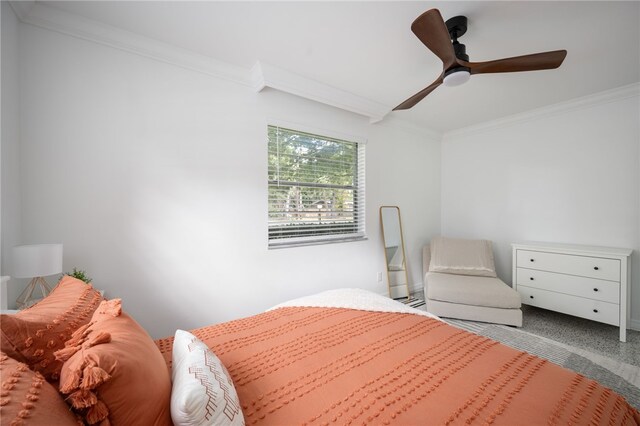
[411,9,458,69]
[393,75,443,111]
[462,50,567,75]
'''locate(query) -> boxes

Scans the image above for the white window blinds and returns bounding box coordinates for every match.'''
[268,125,366,248]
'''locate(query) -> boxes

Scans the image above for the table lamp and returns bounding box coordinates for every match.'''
[12,244,63,309]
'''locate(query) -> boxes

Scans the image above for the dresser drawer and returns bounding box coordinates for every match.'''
[518,286,619,326]
[516,250,620,282]
[516,268,619,304]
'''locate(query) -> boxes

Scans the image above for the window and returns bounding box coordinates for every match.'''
[268,125,365,248]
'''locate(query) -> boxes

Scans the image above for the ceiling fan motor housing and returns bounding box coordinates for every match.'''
[446,15,468,39]
[452,42,469,62]
[446,15,469,62]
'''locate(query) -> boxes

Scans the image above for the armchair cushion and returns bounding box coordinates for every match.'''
[425,272,521,309]
[429,236,497,277]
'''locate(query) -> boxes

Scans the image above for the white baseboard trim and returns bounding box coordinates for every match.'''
[377,283,423,298]
[409,282,424,295]
[630,319,640,332]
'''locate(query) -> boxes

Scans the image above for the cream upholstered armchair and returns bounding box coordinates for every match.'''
[423,237,522,327]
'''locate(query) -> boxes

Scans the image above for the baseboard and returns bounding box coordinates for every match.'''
[409,282,424,295]
[630,318,640,332]
[378,283,423,298]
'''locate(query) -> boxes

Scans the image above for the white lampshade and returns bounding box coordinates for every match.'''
[12,244,63,278]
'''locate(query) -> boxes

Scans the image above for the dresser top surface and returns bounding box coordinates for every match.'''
[512,241,633,257]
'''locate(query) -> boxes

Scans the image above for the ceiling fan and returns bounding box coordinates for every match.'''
[393,9,567,110]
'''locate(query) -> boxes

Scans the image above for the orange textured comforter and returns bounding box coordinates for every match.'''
[155,307,639,425]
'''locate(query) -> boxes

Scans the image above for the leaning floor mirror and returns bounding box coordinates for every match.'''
[380,206,410,300]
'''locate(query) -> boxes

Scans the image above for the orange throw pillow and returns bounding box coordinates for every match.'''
[57,299,172,425]
[0,352,79,425]
[0,276,103,381]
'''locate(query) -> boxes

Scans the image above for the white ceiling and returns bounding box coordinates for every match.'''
[42,1,640,133]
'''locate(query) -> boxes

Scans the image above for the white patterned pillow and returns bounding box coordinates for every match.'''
[171,330,244,426]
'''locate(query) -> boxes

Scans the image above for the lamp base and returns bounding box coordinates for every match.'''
[16,277,53,309]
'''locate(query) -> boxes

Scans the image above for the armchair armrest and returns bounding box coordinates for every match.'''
[422,245,431,282]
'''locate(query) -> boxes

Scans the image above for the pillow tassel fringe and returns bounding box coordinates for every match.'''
[86,332,111,348]
[81,365,111,390]
[59,366,83,394]
[97,299,122,317]
[74,413,85,426]
[65,323,94,347]
[67,389,97,409]
[86,400,109,425]
[54,345,81,363]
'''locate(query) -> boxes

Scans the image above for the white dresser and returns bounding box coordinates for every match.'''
[512,242,632,342]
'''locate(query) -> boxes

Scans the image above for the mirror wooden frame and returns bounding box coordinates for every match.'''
[380,206,410,300]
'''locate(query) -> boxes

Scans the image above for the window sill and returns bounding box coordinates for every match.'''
[268,235,368,250]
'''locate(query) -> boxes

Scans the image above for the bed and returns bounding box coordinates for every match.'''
[157,289,639,425]
[1,279,638,425]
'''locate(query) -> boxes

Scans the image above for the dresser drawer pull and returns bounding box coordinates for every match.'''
[593,288,599,292]
[529,295,534,299]
[594,266,599,270]
[593,309,598,313]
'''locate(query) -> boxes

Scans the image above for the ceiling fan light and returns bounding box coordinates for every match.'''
[443,67,471,87]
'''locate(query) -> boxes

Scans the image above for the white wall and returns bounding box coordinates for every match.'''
[16,24,441,337]
[441,93,640,327]
[1,2,23,306]
[16,7,637,339]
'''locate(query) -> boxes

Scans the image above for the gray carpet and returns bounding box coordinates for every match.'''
[444,318,640,409]
[519,305,640,366]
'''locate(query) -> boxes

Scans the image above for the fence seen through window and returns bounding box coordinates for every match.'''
[268,125,366,247]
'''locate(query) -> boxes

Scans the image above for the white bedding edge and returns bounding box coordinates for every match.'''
[268,288,441,321]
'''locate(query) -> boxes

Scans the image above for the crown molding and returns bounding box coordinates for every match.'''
[9,1,35,21]
[443,82,640,141]
[10,2,395,123]
[251,61,391,124]
[375,116,442,142]
[16,0,627,138]
[9,1,251,87]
